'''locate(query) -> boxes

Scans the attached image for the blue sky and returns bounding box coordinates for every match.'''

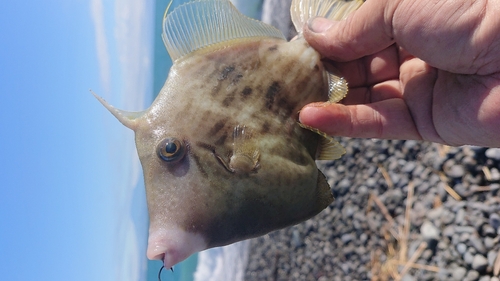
[0,1,266,280]
[0,1,155,280]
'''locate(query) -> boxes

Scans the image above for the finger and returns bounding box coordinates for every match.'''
[299,99,422,141]
[340,80,401,105]
[303,0,398,61]
[326,44,400,88]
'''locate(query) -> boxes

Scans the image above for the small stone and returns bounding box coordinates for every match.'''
[472,254,488,272]
[479,276,491,281]
[464,251,474,265]
[337,178,351,196]
[455,225,476,233]
[437,268,449,280]
[490,168,500,181]
[484,237,495,250]
[365,177,377,188]
[421,220,440,240]
[465,270,480,281]
[486,148,500,160]
[469,236,487,254]
[341,233,353,244]
[482,224,496,237]
[488,250,497,267]
[359,233,368,244]
[446,164,465,178]
[291,229,303,248]
[443,225,455,237]
[402,161,416,173]
[426,206,444,221]
[490,213,500,229]
[460,232,471,243]
[454,183,470,197]
[456,209,466,224]
[438,240,448,250]
[421,249,433,260]
[452,267,467,280]
[441,210,456,225]
[456,243,467,254]
[401,275,416,281]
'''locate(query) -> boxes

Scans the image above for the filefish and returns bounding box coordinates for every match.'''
[93,0,362,269]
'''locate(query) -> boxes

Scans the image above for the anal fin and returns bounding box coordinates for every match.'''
[298,122,346,160]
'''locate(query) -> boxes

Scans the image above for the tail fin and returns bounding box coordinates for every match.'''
[290,0,363,33]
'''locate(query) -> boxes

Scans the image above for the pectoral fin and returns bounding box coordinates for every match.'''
[327,73,348,103]
[226,125,260,173]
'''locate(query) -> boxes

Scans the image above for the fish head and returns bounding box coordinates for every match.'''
[92,91,208,267]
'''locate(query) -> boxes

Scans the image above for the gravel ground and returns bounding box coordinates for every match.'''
[244,138,500,281]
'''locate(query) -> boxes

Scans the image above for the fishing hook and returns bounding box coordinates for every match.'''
[157,266,174,281]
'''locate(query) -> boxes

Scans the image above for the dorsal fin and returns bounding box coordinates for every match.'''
[298,122,346,160]
[291,0,363,33]
[162,0,286,61]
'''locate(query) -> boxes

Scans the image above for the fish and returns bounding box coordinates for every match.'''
[93,0,362,269]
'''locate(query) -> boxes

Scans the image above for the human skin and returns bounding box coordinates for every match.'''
[298,0,500,147]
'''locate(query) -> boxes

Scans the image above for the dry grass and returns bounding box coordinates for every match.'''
[368,182,440,281]
[378,164,394,189]
[438,172,463,201]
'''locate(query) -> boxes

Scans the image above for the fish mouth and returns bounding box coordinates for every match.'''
[147,227,207,268]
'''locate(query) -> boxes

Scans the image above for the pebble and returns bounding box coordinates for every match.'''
[340,233,353,244]
[490,168,500,181]
[426,206,444,221]
[465,270,480,281]
[490,213,500,229]
[469,236,487,254]
[487,250,497,267]
[486,148,500,160]
[443,225,455,237]
[456,243,467,254]
[446,164,465,178]
[452,267,467,280]
[464,251,475,265]
[472,254,489,272]
[483,224,496,237]
[455,225,476,233]
[421,220,440,240]
[454,183,470,198]
[484,237,495,250]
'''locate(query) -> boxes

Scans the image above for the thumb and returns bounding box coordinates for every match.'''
[303,0,397,61]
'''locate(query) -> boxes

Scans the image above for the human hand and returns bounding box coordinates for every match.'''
[299,0,500,147]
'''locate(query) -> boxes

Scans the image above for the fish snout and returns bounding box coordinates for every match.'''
[147,227,207,268]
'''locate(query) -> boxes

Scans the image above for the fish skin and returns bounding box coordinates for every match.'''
[93,0,362,268]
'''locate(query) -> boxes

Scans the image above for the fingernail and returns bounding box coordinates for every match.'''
[307,17,335,33]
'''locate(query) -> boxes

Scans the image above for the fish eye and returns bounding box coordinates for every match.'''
[156,138,186,162]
